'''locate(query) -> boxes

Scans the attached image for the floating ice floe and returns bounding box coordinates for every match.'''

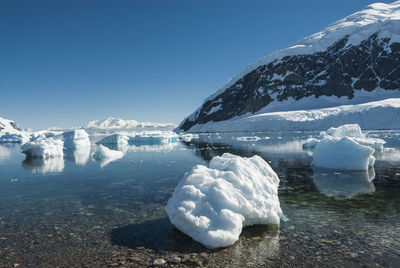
[165,153,282,249]
[92,145,123,167]
[0,133,30,144]
[312,137,375,170]
[235,136,261,142]
[62,129,90,149]
[96,134,129,145]
[179,133,200,142]
[302,137,320,150]
[21,138,64,159]
[130,133,178,145]
[302,124,386,170]
[303,124,386,151]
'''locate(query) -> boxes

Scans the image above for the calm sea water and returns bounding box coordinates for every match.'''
[0,131,399,267]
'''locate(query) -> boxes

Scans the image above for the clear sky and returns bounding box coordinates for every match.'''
[0,0,394,129]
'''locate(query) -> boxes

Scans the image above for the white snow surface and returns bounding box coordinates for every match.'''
[186,98,400,132]
[21,138,64,159]
[0,117,23,135]
[165,153,282,249]
[62,130,90,149]
[84,117,176,130]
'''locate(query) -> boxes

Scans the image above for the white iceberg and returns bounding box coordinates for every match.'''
[130,133,178,145]
[302,138,320,150]
[96,134,129,145]
[323,124,365,138]
[165,153,282,249]
[312,137,375,170]
[303,124,386,152]
[62,129,90,149]
[92,145,123,167]
[21,138,64,159]
[0,133,29,144]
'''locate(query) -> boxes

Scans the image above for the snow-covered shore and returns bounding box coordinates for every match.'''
[184,98,400,133]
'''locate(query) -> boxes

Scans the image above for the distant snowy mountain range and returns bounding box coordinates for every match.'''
[0,117,23,135]
[83,117,176,130]
[178,1,400,132]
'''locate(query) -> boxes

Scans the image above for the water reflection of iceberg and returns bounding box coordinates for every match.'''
[227,225,280,266]
[22,157,65,173]
[312,168,376,198]
[64,146,91,165]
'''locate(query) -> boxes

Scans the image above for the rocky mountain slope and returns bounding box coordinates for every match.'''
[178,1,400,132]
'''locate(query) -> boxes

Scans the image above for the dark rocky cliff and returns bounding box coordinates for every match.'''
[179,33,400,131]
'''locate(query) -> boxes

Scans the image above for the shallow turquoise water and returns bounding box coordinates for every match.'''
[0,131,399,267]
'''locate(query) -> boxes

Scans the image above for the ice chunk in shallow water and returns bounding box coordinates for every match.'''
[312,137,375,170]
[313,168,375,198]
[165,153,282,249]
[96,134,129,145]
[62,130,90,149]
[92,145,123,167]
[21,138,64,159]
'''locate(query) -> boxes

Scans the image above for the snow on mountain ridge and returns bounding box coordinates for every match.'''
[0,117,23,135]
[84,117,176,130]
[206,1,400,101]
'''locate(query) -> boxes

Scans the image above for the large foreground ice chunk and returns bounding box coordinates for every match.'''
[165,153,282,249]
[312,137,375,170]
[62,129,90,149]
[21,138,64,158]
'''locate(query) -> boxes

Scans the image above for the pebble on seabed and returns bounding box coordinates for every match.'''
[153,258,166,265]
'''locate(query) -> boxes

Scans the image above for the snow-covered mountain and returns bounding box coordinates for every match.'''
[84,117,176,130]
[0,117,23,135]
[178,1,400,132]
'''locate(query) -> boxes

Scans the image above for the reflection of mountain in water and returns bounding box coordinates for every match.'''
[22,157,65,173]
[312,168,376,198]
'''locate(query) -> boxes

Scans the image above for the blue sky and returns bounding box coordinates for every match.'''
[0,0,393,129]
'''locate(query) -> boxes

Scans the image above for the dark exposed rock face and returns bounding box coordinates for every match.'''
[179,33,400,131]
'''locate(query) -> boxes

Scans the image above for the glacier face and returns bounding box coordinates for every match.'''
[179,1,400,132]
